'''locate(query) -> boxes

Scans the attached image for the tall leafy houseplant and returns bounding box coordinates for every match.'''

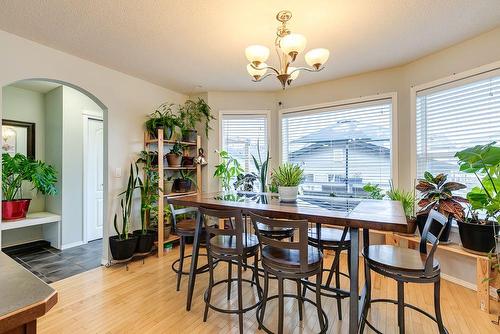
[179,98,215,142]
[136,151,159,234]
[455,142,500,254]
[214,150,244,191]
[271,163,304,202]
[110,164,139,261]
[2,153,57,220]
[145,102,181,140]
[251,145,270,193]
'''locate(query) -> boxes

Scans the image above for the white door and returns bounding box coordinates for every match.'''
[85,118,104,241]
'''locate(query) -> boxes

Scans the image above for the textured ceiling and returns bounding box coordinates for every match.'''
[0,0,499,94]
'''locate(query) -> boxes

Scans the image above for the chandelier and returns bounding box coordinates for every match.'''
[245,10,330,89]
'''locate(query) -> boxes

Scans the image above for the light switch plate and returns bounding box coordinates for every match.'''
[115,167,122,178]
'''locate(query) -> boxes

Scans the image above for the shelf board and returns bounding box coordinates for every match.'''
[154,234,180,247]
[165,191,197,197]
[151,166,197,172]
[145,139,197,146]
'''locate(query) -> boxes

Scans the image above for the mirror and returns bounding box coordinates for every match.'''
[2,120,35,159]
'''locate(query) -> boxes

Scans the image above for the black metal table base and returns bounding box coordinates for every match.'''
[361,298,449,334]
[256,293,329,334]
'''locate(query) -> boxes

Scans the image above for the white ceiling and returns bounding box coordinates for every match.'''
[0,0,499,94]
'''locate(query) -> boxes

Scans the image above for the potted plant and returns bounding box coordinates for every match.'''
[455,142,500,253]
[251,144,270,193]
[173,170,196,193]
[134,154,159,254]
[164,176,174,194]
[213,150,244,191]
[234,173,258,192]
[181,146,195,167]
[415,171,467,242]
[110,164,139,261]
[387,186,417,235]
[165,142,183,167]
[179,98,215,142]
[271,163,304,202]
[149,205,172,241]
[2,153,58,220]
[145,102,181,140]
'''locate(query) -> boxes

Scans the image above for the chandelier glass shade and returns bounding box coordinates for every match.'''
[245,10,330,89]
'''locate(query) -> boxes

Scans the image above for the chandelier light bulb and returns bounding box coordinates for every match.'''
[305,48,330,70]
[245,45,270,65]
[280,33,307,60]
[247,63,267,80]
[287,67,300,81]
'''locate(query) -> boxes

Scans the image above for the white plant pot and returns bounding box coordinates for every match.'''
[278,186,298,202]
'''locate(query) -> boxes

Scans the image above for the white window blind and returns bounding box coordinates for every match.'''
[416,71,500,192]
[281,99,393,198]
[221,113,268,174]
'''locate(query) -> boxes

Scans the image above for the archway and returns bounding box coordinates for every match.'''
[1,78,109,281]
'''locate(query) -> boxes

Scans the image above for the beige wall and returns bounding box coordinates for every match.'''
[0,30,186,262]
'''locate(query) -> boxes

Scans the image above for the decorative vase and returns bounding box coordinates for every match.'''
[278,186,298,202]
[109,235,138,261]
[166,153,182,167]
[2,199,31,221]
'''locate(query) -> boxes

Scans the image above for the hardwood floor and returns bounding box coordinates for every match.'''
[39,246,499,333]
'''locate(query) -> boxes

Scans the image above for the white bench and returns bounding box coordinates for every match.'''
[1,212,61,249]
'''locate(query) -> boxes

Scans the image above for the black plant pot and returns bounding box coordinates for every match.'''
[133,230,155,254]
[109,235,138,261]
[416,213,453,242]
[173,179,193,193]
[457,220,498,254]
[182,129,197,143]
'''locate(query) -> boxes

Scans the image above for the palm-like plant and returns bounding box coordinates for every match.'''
[2,153,57,200]
[416,171,467,221]
[136,152,160,235]
[271,163,304,187]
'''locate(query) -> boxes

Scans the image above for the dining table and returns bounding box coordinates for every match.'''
[168,192,407,334]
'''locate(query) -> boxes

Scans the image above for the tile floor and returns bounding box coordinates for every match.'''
[6,239,102,283]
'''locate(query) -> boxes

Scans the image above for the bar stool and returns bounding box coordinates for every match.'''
[201,207,262,334]
[305,226,351,320]
[249,212,328,334]
[360,209,448,334]
[170,205,210,291]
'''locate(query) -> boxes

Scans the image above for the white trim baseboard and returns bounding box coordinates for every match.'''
[440,272,498,300]
[61,240,84,250]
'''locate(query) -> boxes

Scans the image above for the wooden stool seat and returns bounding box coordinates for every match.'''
[176,218,197,234]
[261,245,322,272]
[363,245,439,273]
[308,227,350,244]
[210,233,259,253]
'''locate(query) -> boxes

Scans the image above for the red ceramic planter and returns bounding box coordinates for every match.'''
[2,199,31,221]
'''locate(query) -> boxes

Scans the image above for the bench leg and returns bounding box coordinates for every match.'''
[476,257,490,313]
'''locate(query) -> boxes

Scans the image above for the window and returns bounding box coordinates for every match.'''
[281,98,393,198]
[416,71,500,192]
[220,112,269,175]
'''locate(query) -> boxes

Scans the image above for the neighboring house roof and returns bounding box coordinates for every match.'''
[289,140,390,159]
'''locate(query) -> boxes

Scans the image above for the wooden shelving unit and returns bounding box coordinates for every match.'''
[144,129,202,257]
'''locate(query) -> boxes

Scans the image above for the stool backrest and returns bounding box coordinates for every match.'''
[199,207,244,255]
[419,209,449,275]
[248,212,310,272]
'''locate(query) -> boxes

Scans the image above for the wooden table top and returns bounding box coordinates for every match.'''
[168,192,407,233]
[0,252,57,332]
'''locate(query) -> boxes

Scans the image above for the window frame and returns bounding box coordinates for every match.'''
[218,109,272,178]
[278,92,399,190]
[410,60,500,183]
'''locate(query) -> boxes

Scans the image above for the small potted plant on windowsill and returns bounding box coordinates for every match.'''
[271,162,304,202]
[179,98,215,142]
[110,164,138,261]
[455,142,500,254]
[415,171,467,242]
[2,153,58,221]
[166,142,183,167]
